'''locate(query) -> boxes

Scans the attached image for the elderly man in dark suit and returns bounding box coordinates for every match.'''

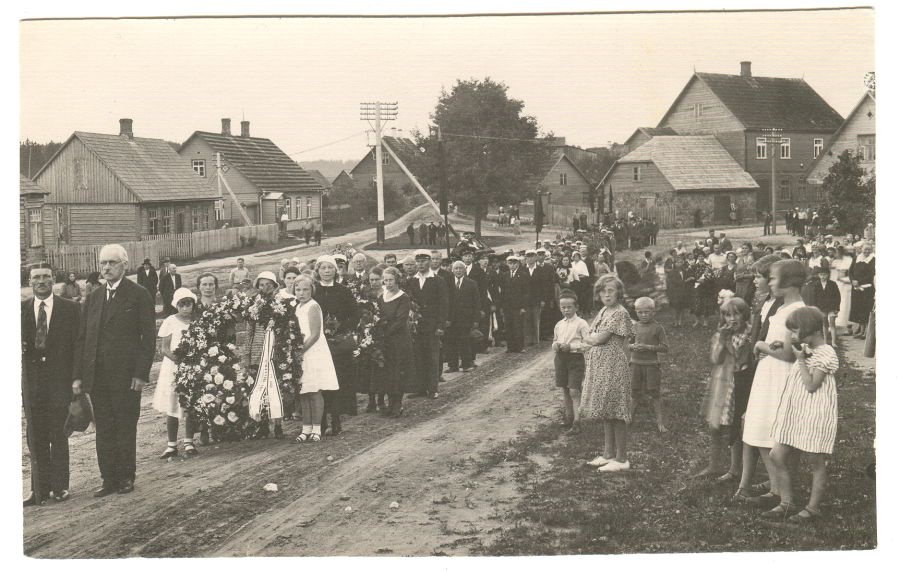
[73,244,156,497]
[407,249,448,399]
[445,261,481,373]
[22,263,81,506]
[158,262,182,316]
[136,258,158,303]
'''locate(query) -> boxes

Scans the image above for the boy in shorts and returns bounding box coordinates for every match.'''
[630,297,669,432]
[551,290,590,434]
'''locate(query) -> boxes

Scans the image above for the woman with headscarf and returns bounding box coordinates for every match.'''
[313,255,360,435]
[849,242,875,338]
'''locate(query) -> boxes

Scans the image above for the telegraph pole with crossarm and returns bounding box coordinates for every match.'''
[360,101,398,245]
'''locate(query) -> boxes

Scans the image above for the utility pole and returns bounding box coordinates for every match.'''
[763,127,783,235]
[360,101,398,245]
[432,124,451,257]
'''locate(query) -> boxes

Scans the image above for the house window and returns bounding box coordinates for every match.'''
[632,166,641,182]
[214,200,224,221]
[859,135,875,161]
[191,206,208,231]
[693,103,702,118]
[813,138,824,159]
[383,154,390,166]
[780,138,791,159]
[779,177,792,201]
[192,159,206,177]
[559,173,568,186]
[148,208,159,235]
[756,138,767,159]
[796,181,807,201]
[160,207,173,235]
[27,207,42,247]
[306,197,312,219]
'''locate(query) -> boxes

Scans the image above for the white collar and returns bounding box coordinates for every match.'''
[417,269,435,279]
[857,253,875,264]
[34,294,53,309]
[106,278,123,290]
[382,289,404,303]
[319,280,335,287]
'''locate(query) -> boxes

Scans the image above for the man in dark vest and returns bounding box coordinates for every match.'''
[73,244,156,497]
[22,263,81,505]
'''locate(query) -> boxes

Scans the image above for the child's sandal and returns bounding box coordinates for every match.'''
[184,443,199,456]
[762,501,798,520]
[159,446,178,460]
[750,480,771,494]
[309,433,321,443]
[295,433,310,443]
[729,488,753,505]
[787,506,821,523]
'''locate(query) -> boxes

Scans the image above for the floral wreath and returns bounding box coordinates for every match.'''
[173,291,304,439]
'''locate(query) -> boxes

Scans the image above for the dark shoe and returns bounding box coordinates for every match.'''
[445,367,460,373]
[117,480,135,495]
[254,424,270,439]
[365,403,377,413]
[160,446,178,459]
[762,501,798,520]
[94,483,117,498]
[273,425,284,439]
[184,443,199,456]
[746,492,780,509]
[462,365,474,372]
[23,493,45,507]
[199,428,210,446]
[332,417,342,436]
[787,506,821,523]
[52,490,70,502]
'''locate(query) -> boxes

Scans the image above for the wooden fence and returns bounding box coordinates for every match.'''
[44,224,280,276]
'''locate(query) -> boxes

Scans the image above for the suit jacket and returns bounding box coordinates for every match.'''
[466,265,490,309]
[802,279,841,314]
[136,266,159,295]
[436,268,454,290]
[73,277,156,393]
[159,272,181,302]
[502,269,531,312]
[407,274,449,334]
[524,265,550,306]
[22,295,81,407]
[448,275,481,327]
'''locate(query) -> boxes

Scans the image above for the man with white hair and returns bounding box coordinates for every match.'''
[348,252,369,286]
[73,244,155,497]
[445,260,481,373]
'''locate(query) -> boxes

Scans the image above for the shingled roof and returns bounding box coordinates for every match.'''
[688,72,844,132]
[617,136,759,191]
[305,169,333,192]
[184,131,325,195]
[20,174,49,196]
[57,132,221,202]
[382,136,421,165]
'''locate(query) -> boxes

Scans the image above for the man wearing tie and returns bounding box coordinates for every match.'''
[445,261,481,372]
[22,263,81,506]
[73,244,156,497]
[522,250,547,346]
[407,250,448,399]
[159,263,182,316]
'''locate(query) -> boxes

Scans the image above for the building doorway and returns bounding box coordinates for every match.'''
[713,195,731,225]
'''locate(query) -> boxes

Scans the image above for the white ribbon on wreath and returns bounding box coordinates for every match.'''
[248,326,284,421]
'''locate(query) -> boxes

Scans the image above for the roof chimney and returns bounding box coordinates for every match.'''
[740,61,752,77]
[119,118,133,140]
[240,120,250,138]
[221,118,232,136]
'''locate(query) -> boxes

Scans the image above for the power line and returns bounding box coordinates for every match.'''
[286,131,366,157]
[441,131,549,144]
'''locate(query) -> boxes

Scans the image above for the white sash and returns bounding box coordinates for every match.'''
[248,326,284,421]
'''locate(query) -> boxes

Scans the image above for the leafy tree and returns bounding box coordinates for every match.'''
[819,150,875,234]
[20,140,63,178]
[413,78,552,235]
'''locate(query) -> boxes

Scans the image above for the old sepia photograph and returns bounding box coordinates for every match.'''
[16,2,879,561]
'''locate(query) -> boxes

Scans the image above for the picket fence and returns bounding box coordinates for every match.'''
[45,224,280,276]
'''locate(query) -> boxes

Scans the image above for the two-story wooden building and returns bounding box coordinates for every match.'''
[32,119,221,245]
[806,90,876,185]
[179,119,325,229]
[20,175,50,268]
[655,61,844,213]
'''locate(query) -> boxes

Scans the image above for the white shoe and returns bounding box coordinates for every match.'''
[597,460,631,473]
[587,455,612,467]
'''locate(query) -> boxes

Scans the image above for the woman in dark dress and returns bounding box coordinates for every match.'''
[375,267,416,417]
[849,242,875,338]
[690,256,717,328]
[362,268,386,413]
[717,251,738,294]
[313,255,360,435]
[666,257,690,326]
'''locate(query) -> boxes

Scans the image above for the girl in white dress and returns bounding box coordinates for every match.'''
[832,246,853,332]
[732,260,806,507]
[153,288,198,458]
[293,276,340,443]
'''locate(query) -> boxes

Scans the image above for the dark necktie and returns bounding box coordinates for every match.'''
[35,301,47,350]
[457,279,462,291]
[107,288,116,302]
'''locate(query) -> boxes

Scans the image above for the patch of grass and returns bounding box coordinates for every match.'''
[474,314,876,555]
[364,234,509,251]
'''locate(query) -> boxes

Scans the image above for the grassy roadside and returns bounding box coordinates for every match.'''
[473,308,876,555]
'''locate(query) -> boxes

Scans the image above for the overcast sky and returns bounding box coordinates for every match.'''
[20,9,873,163]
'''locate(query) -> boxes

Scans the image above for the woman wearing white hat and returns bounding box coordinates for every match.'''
[153,287,199,459]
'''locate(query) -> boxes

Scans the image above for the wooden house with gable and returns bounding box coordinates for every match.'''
[601,135,759,226]
[32,119,221,245]
[179,119,325,229]
[654,61,844,213]
[20,175,50,267]
[348,135,424,196]
[806,90,876,185]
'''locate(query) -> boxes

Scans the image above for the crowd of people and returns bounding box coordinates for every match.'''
[406,219,452,246]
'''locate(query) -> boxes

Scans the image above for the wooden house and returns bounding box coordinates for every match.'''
[306,169,334,196]
[622,127,678,154]
[20,175,50,267]
[655,61,844,213]
[806,90,876,185]
[179,119,325,229]
[530,150,594,208]
[601,136,759,226]
[348,136,423,196]
[32,119,221,245]
[332,170,354,192]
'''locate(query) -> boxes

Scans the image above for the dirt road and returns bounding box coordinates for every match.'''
[23,343,559,557]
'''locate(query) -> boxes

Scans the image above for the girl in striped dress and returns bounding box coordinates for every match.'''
[766,306,839,523]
